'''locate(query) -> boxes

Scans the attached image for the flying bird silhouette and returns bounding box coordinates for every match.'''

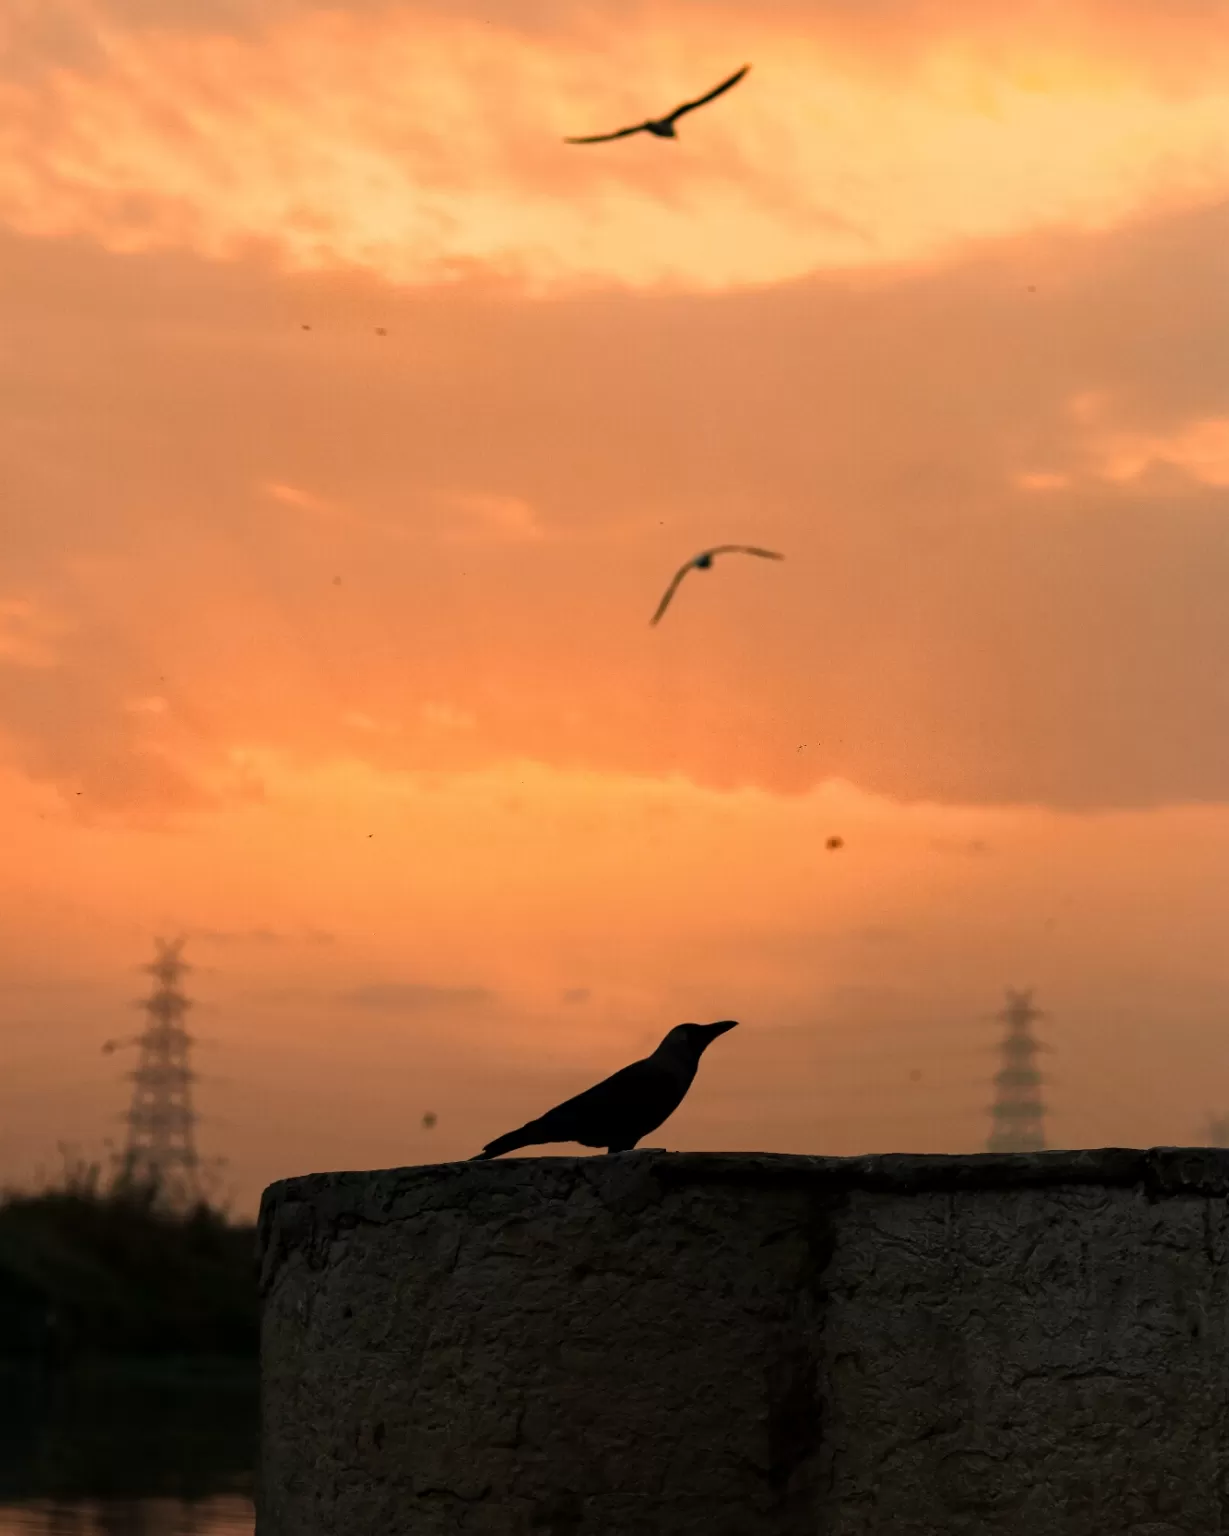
[565,65,750,144]
[471,1020,738,1158]
[650,545,784,625]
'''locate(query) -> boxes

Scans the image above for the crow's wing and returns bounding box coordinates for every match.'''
[531,1055,690,1146]
[649,559,698,625]
[667,64,751,123]
[564,122,649,144]
[709,545,785,560]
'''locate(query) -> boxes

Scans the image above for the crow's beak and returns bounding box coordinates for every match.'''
[703,1019,739,1039]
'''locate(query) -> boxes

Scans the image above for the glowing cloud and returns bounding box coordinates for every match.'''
[1066,393,1229,488]
[1016,471,1070,492]
[1093,416,1229,488]
[2,9,1229,288]
[442,492,545,543]
[262,481,335,516]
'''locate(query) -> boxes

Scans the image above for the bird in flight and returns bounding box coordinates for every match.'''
[650,544,784,626]
[471,1020,738,1158]
[565,64,750,145]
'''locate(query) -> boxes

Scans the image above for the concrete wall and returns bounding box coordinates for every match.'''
[257,1148,1229,1535]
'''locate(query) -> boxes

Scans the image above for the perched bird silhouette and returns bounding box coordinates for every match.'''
[565,65,750,144]
[651,545,784,625]
[471,1020,738,1158]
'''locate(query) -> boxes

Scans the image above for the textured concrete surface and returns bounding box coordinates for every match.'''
[257,1148,1229,1535]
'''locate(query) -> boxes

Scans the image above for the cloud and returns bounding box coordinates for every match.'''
[0,597,68,669]
[420,702,476,733]
[192,925,283,944]
[0,633,242,818]
[4,189,1229,810]
[856,926,906,945]
[4,4,1229,290]
[261,480,335,516]
[9,734,1229,1206]
[1083,411,1229,488]
[336,981,493,1010]
[342,710,401,735]
[928,837,992,857]
[1016,470,1069,492]
[441,492,544,544]
[190,925,336,945]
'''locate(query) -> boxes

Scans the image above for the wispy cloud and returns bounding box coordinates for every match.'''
[4,5,1229,289]
[1016,470,1070,492]
[261,480,335,516]
[190,924,337,946]
[420,702,477,733]
[0,597,68,669]
[441,491,545,544]
[336,981,494,1010]
[342,711,402,736]
[928,837,992,856]
[1088,413,1229,488]
[5,195,1229,813]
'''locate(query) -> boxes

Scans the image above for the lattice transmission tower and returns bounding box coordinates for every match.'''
[987,987,1047,1153]
[114,936,203,1209]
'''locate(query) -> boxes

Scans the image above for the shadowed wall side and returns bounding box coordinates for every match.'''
[256,1149,1229,1535]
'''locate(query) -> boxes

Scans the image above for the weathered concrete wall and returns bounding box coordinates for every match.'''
[257,1148,1229,1535]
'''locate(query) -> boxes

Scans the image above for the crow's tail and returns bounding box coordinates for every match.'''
[469,1122,544,1161]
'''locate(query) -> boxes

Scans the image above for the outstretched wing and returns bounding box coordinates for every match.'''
[710,544,785,560]
[650,559,697,625]
[564,122,649,144]
[668,64,751,123]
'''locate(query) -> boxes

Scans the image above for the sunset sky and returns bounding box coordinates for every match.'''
[3,0,1229,1213]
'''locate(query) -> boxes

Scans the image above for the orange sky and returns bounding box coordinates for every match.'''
[3,0,1229,1213]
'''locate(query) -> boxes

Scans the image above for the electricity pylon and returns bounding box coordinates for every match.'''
[110,936,203,1210]
[987,987,1047,1153]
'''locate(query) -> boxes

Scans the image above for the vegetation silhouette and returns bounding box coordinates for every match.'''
[0,1146,257,1365]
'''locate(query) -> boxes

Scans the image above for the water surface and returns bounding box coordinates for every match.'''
[0,1496,252,1536]
[0,1363,256,1536]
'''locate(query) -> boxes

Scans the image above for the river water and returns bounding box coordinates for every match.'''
[0,1364,257,1536]
[0,1498,253,1535]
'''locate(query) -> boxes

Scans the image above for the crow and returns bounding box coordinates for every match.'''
[565,65,750,145]
[650,545,784,626]
[471,1020,738,1158]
